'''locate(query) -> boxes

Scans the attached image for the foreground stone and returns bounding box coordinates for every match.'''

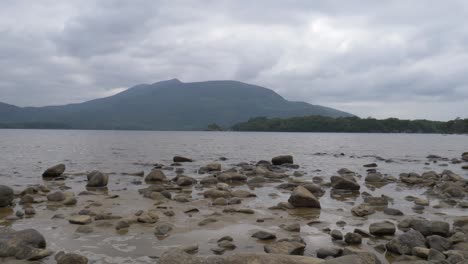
[159,248,322,264]
[42,164,66,178]
[288,186,321,208]
[386,229,426,255]
[369,221,396,236]
[86,171,108,187]
[0,185,14,207]
[0,229,51,260]
[55,251,88,264]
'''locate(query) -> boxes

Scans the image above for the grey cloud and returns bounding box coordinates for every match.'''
[0,0,467,120]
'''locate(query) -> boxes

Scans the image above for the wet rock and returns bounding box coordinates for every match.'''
[47,191,66,202]
[203,189,231,199]
[288,186,321,208]
[55,251,88,264]
[331,176,360,190]
[386,229,426,255]
[331,230,343,240]
[280,223,301,232]
[344,232,362,244]
[68,215,92,225]
[400,172,425,184]
[337,168,356,177]
[412,247,430,258]
[271,155,294,165]
[428,248,446,261]
[363,196,388,206]
[252,231,276,240]
[75,226,94,234]
[462,152,468,162]
[247,176,266,184]
[364,163,378,168]
[200,176,218,185]
[264,241,305,255]
[369,221,396,236]
[351,204,375,217]
[365,172,384,182]
[212,197,228,206]
[0,229,49,260]
[42,164,66,178]
[198,218,217,226]
[414,198,429,206]
[115,220,130,230]
[316,247,343,258]
[302,183,325,197]
[25,207,36,216]
[217,172,247,182]
[231,189,256,198]
[173,156,193,162]
[86,171,109,187]
[176,175,196,186]
[398,217,450,237]
[217,240,236,250]
[384,208,404,216]
[223,208,254,214]
[199,163,222,173]
[154,223,173,236]
[0,185,14,207]
[426,235,452,252]
[144,169,167,182]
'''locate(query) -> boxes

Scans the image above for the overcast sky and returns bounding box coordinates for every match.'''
[1,0,467,120]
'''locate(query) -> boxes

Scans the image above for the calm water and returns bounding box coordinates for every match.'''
[0,130,467,264]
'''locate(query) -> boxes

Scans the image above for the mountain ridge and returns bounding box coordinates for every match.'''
[0,79,354,130]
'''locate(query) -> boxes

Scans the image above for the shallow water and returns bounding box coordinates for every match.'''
[0,130,467,263]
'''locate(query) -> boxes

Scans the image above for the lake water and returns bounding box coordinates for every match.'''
[0,130,467,263]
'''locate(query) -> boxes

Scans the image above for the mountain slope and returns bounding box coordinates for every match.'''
[0,79,354,130]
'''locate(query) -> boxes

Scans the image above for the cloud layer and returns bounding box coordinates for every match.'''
[1,0,467,120]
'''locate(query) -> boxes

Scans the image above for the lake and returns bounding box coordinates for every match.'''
[0,130,467,263]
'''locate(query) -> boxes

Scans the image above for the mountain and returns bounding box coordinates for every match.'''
[0,79,354,130]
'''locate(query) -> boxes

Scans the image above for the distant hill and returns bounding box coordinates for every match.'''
[0,79,354,130]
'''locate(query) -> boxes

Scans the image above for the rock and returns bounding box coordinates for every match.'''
[427,249,445,261]
[316,247,343,258]
[384,208,404,216]
[55,251,88,264]
[231,189,256,198]
[280,223,301,232]
[398,217,450,237]
[25,207,36,215]
[19,194,34,205]
[176,175,196,186]
[400,172,425,184]
[386,229,426,255]
[331,229,343,240]
[414,198,429,206]
[364,163,378,168]
[288,186,321,208]
[351,203,375,217]
[252,231,276,240]
[212,197,228,206]
[331,176,360,190]
[75,226,94,234]
[154,223,173,236]
[145,169,167,182]
[365,172,384,182]
[426,235,452,252]
[344,232,362,244]
[159,248,321,264]
[323,254,375,264]
[173,156,193,162]
[68,215,92,225]
[412,247,430,258]
[264,241,305,255]
[42,164,66,178]
[369,221,396,236]
[0,185,14,207]
[217,240,236,250]
[203,189,231,199]
[198,218,217,226]
[47,191,66,202]
[199,163,222,173]
[0,229,49,260]
[115,220,130,230]
[86,171,109,187]
[302,183,325,197]
[217,172,247,182]
[363,196,388,206]
[248,176,266,184]
[462,152,468,161]
[271,155,294,165]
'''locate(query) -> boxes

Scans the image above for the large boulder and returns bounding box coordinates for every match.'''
[288,186,321,208]
[86,171,108,187]
[0,229,50,260]
[42,164,66,178]
[331,176,360,190]
[145,169,167,182]
[271,155,294,165]
[159,248,321,264]
[173,156,193,162]
[386,229,426,255]
[0,185,14,207]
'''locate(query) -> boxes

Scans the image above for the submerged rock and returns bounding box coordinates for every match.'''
[42,163,65,178]
[0,185,14,207]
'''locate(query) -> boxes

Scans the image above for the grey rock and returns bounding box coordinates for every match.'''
[173,156,193,162]
[386,229,426,255]
[288,186,321,208]
[86,171,109,187]
[252,230,276,240]
[369,221,396,236]
[55,251,88,264]
[0,229,49,260]
[154,223,173,236]
[344,232,362,244]
[316,247,343,258]
[426,235,452,252]
[47,191,66,202]
[331,176,360,190]
[145,169,167,182]
[384,208,404,216]
[42,164,65,178]
[264,241,305,255]
[0,185,14,207]
[271,155,294,165]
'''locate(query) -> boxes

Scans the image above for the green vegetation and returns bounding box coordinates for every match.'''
[232,116,468,134]
[205,123,224,131]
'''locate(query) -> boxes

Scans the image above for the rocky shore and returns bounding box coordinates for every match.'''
[0,152,467,264]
